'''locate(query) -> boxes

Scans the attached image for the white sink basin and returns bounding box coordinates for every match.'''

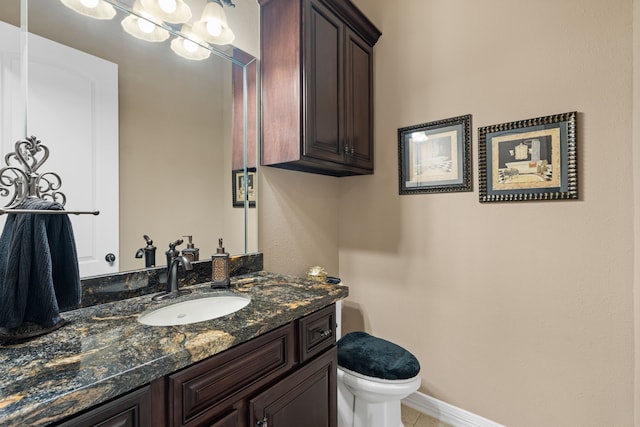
[138,294,251,326]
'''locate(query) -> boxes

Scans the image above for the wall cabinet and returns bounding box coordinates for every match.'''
[259,0,381,176]
[52,305,337,427]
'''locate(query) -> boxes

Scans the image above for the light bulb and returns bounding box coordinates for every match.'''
[158,0,177,14]
[206,19,222,37]
[137,17,155,33]
[80,0,99,8]
[183,38,198,53]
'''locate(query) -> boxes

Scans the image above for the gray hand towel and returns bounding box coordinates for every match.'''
[0,197,81,334]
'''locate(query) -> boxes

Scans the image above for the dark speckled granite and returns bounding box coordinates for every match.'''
[0,271,348,427]
[79,252,263,308]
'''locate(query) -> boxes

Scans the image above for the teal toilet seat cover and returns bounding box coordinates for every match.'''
[337,331,420,380]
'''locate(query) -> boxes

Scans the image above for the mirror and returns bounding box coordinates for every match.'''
[0,0,259,277]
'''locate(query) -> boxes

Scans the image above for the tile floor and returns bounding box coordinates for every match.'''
[401,405,455,427]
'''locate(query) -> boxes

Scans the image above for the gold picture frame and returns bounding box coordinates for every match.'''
[478,111,577,202]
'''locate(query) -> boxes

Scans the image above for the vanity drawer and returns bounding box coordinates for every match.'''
[298,304,336,363]
[169,322,295,426]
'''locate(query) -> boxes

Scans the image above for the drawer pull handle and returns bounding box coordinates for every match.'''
[315,328,332,338]
[257,417,268,427]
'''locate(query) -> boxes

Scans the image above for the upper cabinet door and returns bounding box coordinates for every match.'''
[344,28,374,171]
[303,0,345,165]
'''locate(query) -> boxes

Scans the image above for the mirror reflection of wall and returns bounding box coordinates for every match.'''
[0,0,259,276]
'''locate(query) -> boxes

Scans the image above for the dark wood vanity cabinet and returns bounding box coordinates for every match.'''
[250,348,337,427]
[53,304,337,427]
[259,0,381,176]
[170,304,338,427]
[55,385,154,427]
[168,322,297,426]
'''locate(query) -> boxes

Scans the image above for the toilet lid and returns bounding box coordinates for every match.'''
[337,332,420,380]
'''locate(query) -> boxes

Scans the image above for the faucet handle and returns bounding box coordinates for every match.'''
[166,239,184,265]
[167,239,184,252]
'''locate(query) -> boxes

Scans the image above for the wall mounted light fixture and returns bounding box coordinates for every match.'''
[60,0,116,20]
[192,0,235,45]
[140,0,192,24]
[121,0,170,42]
[170,24,211,60]
[61,0,237,60]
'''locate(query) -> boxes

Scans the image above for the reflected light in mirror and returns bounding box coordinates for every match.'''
[192,1,234,45]
[0,0,260,272]
[170,24,210,60]
[140,0,191,24]
[121,1,169,42]
[60,0,116,19]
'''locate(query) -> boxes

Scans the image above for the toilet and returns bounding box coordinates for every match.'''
[337,331,421,427]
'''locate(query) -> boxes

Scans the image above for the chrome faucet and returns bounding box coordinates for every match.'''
[152,240,193,301]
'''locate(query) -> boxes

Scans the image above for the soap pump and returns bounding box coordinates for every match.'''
[211,238,230,289]
[181,235,200,262]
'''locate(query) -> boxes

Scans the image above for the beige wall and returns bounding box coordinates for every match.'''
[260,0,635,425]
[259,167,341,276]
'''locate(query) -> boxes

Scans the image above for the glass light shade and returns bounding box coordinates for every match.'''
[192,2,235,45]
[60,0,116,20]
[140,0,192,24]
[121,0,169,42]
[170,25,211,61]
[121,14,170,42]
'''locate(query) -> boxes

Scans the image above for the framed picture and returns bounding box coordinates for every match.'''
[398,115,472,194]
[232,168,256,208]
[478,111,577,202]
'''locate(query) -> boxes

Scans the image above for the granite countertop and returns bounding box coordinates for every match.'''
[0,272,348,427]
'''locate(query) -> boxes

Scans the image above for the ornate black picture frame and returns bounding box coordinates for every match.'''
[398,114,472,194]
[478,112,577,202]
[232,168,256,208]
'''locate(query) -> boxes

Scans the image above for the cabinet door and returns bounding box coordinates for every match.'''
[249,347,337,427]
[210,409,241,427]
[344,27,374,171]
[304,0,345,165]
[169,323,295,426]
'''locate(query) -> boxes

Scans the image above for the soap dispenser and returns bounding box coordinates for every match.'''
[211,238,230,289]
[181,235,200,262]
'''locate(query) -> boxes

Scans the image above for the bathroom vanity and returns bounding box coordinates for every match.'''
[0,272,347,427]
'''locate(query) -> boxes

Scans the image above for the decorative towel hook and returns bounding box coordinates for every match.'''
[0,136,99,215]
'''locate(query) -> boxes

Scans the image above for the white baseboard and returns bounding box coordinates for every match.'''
[402,392,506,427]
